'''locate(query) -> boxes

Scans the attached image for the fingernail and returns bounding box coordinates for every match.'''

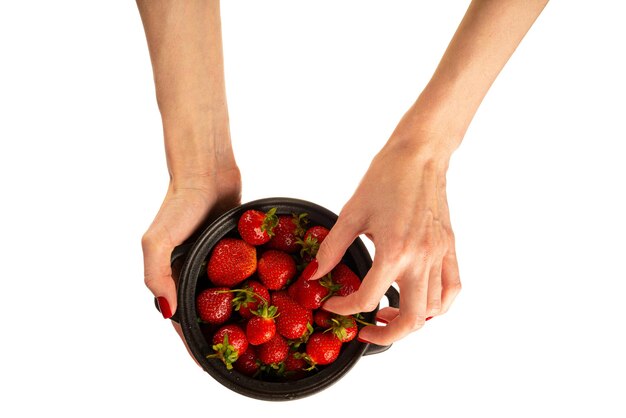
[425,316,433,321]
[302,259,319,281]
[157,297,172,319]
[357,336,372,344]
[375,317,389,324]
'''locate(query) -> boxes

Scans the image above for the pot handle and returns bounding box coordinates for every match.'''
[153,243,194,323]
[363,286,400,356]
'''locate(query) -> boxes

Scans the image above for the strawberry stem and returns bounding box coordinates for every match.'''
[207,333,239,370]
[352,316,376,327]
[251,303,279,319]
[218,288,268,305]
[261,207,279,237]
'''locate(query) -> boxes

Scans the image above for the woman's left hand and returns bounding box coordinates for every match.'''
[309,114,462,345]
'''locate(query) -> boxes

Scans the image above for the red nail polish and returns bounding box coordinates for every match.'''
[302,259,319,281]
[357,336,372,344]
[375,317,389,324]
[157,297,172,319]
[425,316,433,321]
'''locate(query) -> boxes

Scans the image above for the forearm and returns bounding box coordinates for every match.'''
[136,0,234,183]
[399,0,549,154]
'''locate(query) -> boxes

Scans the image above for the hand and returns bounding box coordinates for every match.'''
[310,119,462,345]
[142,168,241,357]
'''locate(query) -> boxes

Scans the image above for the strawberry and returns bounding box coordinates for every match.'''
[270,290,292,306]
[208,324,248,370]
[289,273,340,310]
[332,263,361,297]
[284,351,308,379]
[328,315,358,343]
[207,238,256,287]
[272,291,314,340]
[257,250,297,290]
[257,334,289,365]
[196,287,233,325]
[234,346,260,376]
[246,304,278,346]
[313,309,333,328]
[233,280,270,319]
[297,225,329,259]
[238,208,279,246]
[266,213,308,253]
[305,332,342,366]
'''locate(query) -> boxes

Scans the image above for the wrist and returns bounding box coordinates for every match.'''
[386,104,462,162]
[163,116,236,184]
[382,130,451,177]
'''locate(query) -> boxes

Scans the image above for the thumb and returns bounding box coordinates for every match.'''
[142,231,178,319]
[309,214,361,281]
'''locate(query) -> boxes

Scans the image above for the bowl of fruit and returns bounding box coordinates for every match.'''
[169,197,399,401]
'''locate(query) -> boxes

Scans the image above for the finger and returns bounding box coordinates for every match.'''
[374,306,399,324]
[426,260,443,316]
[359,265,429,345]
[440,249,461,314]
[322,262,394,315]
[309,211,362,281]
[142,228,177,319]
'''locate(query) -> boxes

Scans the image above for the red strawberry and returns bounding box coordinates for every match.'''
[297,225,329,259]
[332,263,361,297]
[238,208,279,246]
[234,346,260,376]
[246,304,278,346]
[257,250,297,290]
[266,213,308,253]
[313,309,333,328]
[207,238,256,287]
[233,280,270,319]
[196,287,233,325]
[289,273,340,310]
[272,292,313,340]
[270,290,292,306]
[328,315,358,343]
[257,334,289,365]
[284,351,308,379]
[209,324,248,370]
[305,332,342,366]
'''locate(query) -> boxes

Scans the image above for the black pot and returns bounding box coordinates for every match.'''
[166,197,399,401]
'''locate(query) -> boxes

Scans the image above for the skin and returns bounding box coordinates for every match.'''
[137,0,549,351]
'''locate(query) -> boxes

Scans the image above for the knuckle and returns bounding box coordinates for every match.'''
[141,229,161,253]
[338,203,363,227]
[316,239,333,258]
[143,272,158,290]
[449,281,462,294]
[445,226,456,243]
[404,315,426,332]
[427,299,442,314]
[417,236,435,259]
[353,295,379,313]
[141,231,154,250]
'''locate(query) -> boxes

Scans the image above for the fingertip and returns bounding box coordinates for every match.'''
[156,296,173,319]
[375,306,399,324]
[302,259,319,281]
[357,325,391,346]
[312,216,360,280]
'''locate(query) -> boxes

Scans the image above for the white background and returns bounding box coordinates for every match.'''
[1,1,625,417]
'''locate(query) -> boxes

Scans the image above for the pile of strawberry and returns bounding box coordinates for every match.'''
[196,207,366,380]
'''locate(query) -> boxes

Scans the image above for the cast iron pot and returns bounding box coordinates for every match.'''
[166,197,399,401]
